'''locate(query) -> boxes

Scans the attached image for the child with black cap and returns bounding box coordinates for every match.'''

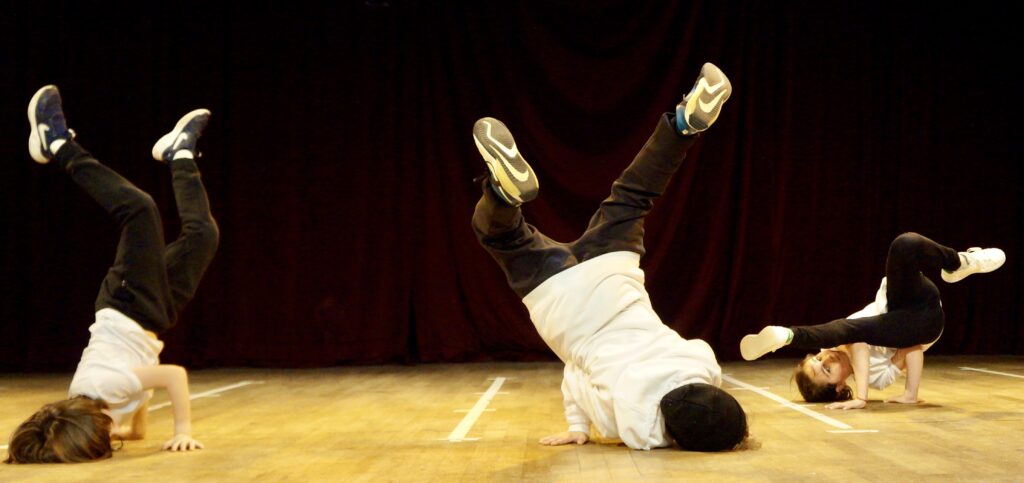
[471,63,748,451]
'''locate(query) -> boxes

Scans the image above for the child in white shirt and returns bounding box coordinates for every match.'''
[6,85,219,463]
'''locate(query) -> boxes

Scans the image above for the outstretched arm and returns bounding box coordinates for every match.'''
[886,345,924,404]
[540,372,590,446]
[827,343,869,410]
[132,365,204,451]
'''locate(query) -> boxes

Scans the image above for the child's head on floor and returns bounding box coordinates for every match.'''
[660,382,748,451]
[5,395,113,464]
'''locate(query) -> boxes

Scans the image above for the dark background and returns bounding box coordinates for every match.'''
[1,2,1021,371]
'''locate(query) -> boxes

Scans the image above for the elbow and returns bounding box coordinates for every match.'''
[169,364,188,378]
[167,365,189,388]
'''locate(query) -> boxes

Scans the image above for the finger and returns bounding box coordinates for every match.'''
[195,441,205,450]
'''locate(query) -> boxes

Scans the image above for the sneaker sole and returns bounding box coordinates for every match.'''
[151,108,211,161]
[683,63,732,132]
[27,85,57,164]
[740,327,783,361]
[472,118,538,204]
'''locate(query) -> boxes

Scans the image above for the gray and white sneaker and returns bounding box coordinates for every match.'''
[675,62,732,135]
[473,117,538,206]
[941,247,1006,283]
[740,326,793,361]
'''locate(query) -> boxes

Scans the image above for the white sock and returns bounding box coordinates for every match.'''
[172,150,194,160]
[50,138,67,154]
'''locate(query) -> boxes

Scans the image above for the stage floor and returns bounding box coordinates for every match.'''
[3,356,1023,481]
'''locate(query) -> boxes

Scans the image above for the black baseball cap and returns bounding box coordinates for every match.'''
[660,382,746,451]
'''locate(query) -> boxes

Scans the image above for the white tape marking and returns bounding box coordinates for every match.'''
[723,375,854,430]
[148,380,263,411]
[960,367,1024,380]
[445,377,506,442]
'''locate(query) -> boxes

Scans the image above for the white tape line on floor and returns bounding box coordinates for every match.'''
[724,374,874,432]
[445,376,506,442]
[960,367,1024,380]
[148,380,264,411]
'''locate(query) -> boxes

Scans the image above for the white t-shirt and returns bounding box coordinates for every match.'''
[68,308,164,427]
[846,278,939,390]
[522,251,722,450]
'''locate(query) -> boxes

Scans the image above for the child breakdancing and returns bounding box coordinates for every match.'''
[471,63,748,451]
[741,232,1004,409]
[6,85,218,463]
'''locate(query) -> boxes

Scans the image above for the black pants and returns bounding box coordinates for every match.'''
[790,232,961,349]
[473,114,697,298]
[55,142,219,333]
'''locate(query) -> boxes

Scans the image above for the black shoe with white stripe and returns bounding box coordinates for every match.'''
[472,117,538,206]
[27,85,74,164]
[152,109,212,162]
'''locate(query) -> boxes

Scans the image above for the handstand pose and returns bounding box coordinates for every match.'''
[472,63,748,451]
[6,86,219,463]
[740,233,1004,409]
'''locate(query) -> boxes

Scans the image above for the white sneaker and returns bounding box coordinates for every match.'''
[740,326,792,361]
[941,247,1006,283]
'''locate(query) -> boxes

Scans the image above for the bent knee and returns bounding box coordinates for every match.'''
[191,218,221,252]
[890,232,926,253]
[116,188,159,223]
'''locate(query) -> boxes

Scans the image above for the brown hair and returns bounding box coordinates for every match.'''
[793,356,853,403]
[5,396,113,464]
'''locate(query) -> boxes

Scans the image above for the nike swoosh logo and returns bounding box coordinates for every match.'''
[483,121,520,159]
[699,91,728,113]
[493,149,531,182]
[39,124,50,150]
[482,121,530,182]
[172,132,190,150]
[700,78,726,94]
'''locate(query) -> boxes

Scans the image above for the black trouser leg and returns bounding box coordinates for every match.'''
[472,181,575,298]
[163,157,219,314]
[790,232,961,349]
[570,114,697,261]
[55,142,176,332]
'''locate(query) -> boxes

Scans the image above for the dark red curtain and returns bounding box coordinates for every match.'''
[2,2,1021,371]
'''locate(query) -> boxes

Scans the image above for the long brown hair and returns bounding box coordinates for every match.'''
[5,396,113,464]
[793,356,853,402]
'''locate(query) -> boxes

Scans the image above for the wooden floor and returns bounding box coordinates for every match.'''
[2,356,1023,481]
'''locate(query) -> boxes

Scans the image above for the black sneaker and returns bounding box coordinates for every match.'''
[27,85,74,164]
[675,62,732,135]
[472,117,538,206]
[152,109,212,162]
